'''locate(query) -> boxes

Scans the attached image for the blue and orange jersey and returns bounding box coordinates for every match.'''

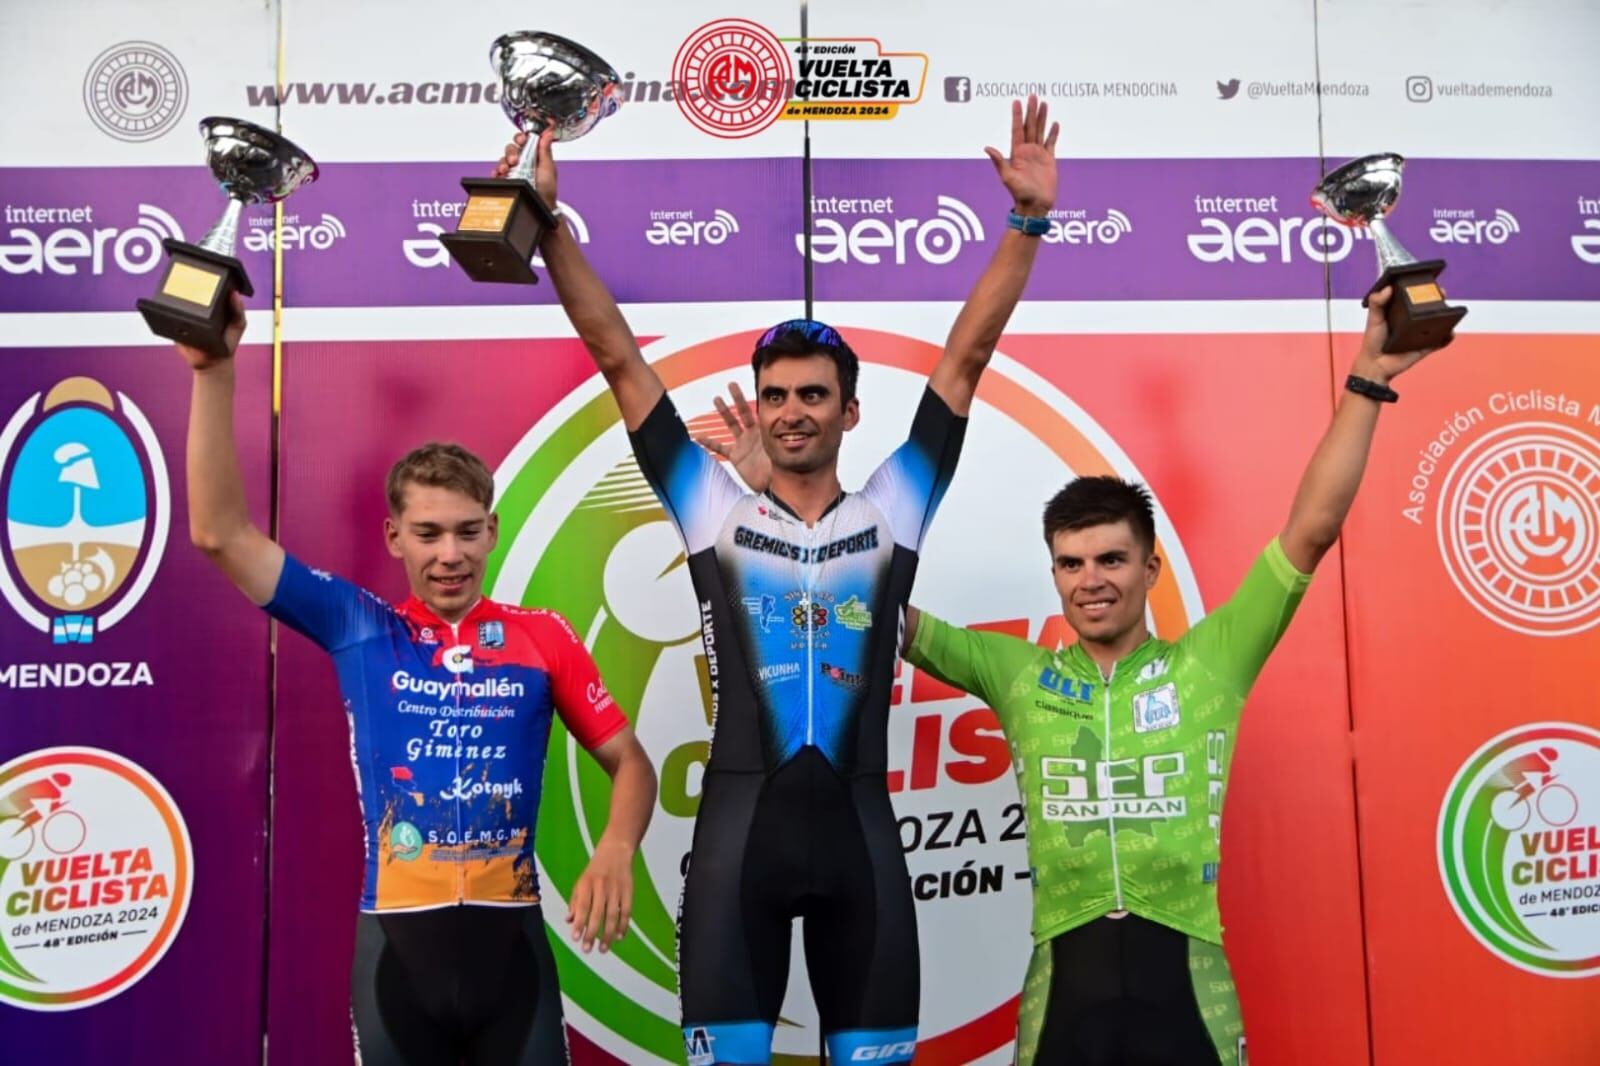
[265,554,627,912]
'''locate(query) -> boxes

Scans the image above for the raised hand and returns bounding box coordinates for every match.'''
[494,127,559,205]
[1355,286,1440,383]
[173,291,246,371]
[984,95,1060,216]
[694,382,771,492]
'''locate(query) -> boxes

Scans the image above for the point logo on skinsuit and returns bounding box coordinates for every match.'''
[0,747,193,1009]
[672,19,792,138]
[0,204,183,278]
[1,378,169,645]
[82,42,188,142]
[403,202,588,270]
[1436,422,1600,637]
[487,329,1201,1063]
[1438,723,1600,977]
[801,196,984,265]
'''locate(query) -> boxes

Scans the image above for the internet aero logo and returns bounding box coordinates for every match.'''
[83,42,188,142]
[1436,422,1600,637]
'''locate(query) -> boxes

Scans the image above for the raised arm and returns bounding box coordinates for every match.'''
[178,293,284,605]
[929,95,1059,416]
[500,130,663,430]
[1280,286,1438,573]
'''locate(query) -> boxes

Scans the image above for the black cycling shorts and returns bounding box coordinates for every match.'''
[678,747,919,1065]
[350,903,567,1065]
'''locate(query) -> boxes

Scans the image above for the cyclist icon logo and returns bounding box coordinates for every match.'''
[1488,746,1580,831]
[0,772,88,863]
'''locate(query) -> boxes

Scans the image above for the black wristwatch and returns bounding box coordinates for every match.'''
[1345,374,1399,403]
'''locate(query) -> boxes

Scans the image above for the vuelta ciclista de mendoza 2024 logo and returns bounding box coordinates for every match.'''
[0,747,193,1010]
[1436,422,1600,637]
[0,376,169,646]
[484,328,1200,1063]
[672,19,928,138]
[82,42,188,142]
[1439,722,1600,977]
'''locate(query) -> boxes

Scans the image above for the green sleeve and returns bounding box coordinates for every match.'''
[907,611,1036,720]
[1178,537,1313,696]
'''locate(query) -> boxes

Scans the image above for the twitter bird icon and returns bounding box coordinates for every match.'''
[1217,78,1241,100]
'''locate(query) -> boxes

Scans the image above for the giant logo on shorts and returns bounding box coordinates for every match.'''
[1438,722,1600,977]
[1,378,170,645]
[486,327,1202,1062]
[0,747,193,1009]
[1436,422,1600,637]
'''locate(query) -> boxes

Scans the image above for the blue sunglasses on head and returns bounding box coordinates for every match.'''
[754,318,851,353]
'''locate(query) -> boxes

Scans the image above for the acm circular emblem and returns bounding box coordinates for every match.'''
[82,42,188,143]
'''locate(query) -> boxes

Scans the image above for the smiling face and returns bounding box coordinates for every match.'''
[384,482,498,623]
[755,353,860,477]
[1050,519,1162,654]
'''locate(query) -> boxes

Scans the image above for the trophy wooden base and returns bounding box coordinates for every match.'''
[1363,260,1467,354]
[135,241,254,359]
[438,178,558,285]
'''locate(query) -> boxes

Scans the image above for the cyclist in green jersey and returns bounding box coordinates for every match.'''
[706,287,1440,1064]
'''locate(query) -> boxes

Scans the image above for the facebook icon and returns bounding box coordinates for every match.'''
[944,76,971,103]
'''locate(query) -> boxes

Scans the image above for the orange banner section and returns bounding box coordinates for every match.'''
[1343,333,1600,1065]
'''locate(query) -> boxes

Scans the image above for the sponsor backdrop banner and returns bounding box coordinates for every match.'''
[0,346,274,1059]
[1,0,1597,1063]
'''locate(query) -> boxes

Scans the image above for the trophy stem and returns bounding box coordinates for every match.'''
[1368,215,1419,273]
[198,198,245,258]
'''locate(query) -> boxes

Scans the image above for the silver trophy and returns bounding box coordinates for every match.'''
[137,117,318,357]
[440,32,621,284]
[1312,153,1466,353]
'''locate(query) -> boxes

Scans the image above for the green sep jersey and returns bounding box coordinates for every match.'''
[906,538,1311,947]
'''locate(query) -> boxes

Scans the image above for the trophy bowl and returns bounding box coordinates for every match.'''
[198,116,319,205]
[491,31,622,141]
[1311,152,1405,226]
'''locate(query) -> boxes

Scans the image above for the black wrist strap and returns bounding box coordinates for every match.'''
[1346,374,1399,403]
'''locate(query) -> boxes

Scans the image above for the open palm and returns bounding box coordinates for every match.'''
[986,95,1060,214]
[694,382,771,492]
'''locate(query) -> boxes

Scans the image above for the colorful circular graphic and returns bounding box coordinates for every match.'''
[488,327,1202,1061]
[1437,422,1600,637]
[0,747,194,1010]
[1438,722,1600,977]
[82,42,188,143]
[672,20,792,139]
[0,377,170,645]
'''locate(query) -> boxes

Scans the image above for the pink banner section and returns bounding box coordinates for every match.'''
[0,345,274,1060]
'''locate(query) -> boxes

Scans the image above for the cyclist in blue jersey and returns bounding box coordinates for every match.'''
[499,96,1059,1065]
[173,310,657,1064]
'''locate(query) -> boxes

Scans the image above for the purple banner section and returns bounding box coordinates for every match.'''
[0,346,271,1061]
[0,168,304,314]
[810,157,1600,302]
[1327,158,1600,303]
[278,158,805,307]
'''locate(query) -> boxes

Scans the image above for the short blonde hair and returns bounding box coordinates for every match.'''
[385,442,494,515]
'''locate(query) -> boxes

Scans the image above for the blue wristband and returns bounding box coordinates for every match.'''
[1007,210,1050,237]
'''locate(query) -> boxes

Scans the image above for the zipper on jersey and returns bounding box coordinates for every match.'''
[450,618,464,905]
[1103,660,1124,912]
